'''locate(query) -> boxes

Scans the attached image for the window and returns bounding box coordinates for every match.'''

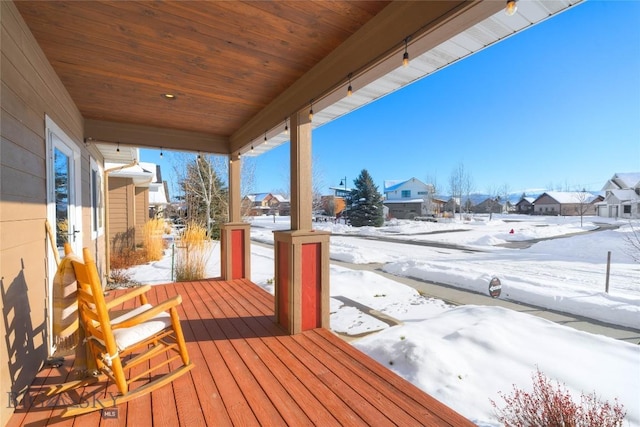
[623,205,631,214]
[417,191,427,195]
[90,158,104,238]
[401,190,411,198]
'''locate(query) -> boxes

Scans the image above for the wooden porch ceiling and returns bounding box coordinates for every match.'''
[14,1,500,156]
[8,279,475,426]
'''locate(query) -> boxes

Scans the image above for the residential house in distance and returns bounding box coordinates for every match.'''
[328,183,353,218]
[242,193,288,216]
[532,191,601,216]
[383,178,435,220]
[272,194,290,216]
[471,197,503,214]
[516,196,536,214]
[143,162,169,219]
[597,172,640,219]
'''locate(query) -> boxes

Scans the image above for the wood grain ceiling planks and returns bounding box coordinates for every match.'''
[15,1,391,139]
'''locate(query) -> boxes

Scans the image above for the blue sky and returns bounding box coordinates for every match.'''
[142,0,639,199]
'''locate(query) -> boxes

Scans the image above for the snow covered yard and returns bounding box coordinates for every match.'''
[127,214,640,426]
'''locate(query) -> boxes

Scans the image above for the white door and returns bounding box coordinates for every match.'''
[46,116,82,353]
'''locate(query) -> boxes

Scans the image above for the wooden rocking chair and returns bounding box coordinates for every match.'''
[47,247,194,417]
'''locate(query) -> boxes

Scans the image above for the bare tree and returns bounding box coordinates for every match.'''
[624,221,640,263]
[573,188,594,228]
[448,164,463,219]
[485,185,501,220]
[500,183,511,214]
[171,153,256,237]
[449,162,474,220]
[423,175,438,216]
[277,155,325,214]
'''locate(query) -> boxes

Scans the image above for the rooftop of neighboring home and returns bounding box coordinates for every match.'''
[605,172,640,190]
[535,191,599,204]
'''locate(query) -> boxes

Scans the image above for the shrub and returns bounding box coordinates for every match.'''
[175,222,211,281]
[110,247,147,270]
[143,218,165,261]
[490,368,626,427]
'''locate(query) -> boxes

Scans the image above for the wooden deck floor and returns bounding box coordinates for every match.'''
[8,278,474,426]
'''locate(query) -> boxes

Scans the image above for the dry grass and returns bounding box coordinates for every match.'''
[175,222,211,281]
[143,218,165,261]
[110,247,148,270]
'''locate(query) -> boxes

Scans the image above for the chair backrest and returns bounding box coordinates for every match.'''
[71,248,120,365]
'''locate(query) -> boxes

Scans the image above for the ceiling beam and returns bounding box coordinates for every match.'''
[84,119,229,154]
[230,0,501,154]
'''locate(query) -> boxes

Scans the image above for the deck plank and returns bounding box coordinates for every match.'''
[211,281,338,426]
[192,281,308,425]
[8,278,474,427]
[223,291,368,426]
[174,282,255,426]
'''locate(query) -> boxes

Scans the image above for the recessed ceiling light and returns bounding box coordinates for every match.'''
[162,93,176,100]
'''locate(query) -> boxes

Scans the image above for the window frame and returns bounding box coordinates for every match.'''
[90,157,105,238]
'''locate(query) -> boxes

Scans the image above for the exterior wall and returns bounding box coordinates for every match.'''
[134,186,149,246]
[598,194,640,219]
[108,178,150,248]
[0,3,104,424]
[516,200,533,214]
[385,179,430,201]
[384,202,422,219]
[559,202,597,216]
[533,194,560,215]
[472,199,502,214]
[108,177,135,249]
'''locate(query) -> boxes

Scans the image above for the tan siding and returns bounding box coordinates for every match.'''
[134,187,148,246]
[0,2,94,425]
[108,177,131,241]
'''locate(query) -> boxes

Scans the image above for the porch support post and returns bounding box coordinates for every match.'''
[221,153,251,280]
[273,110,330,334]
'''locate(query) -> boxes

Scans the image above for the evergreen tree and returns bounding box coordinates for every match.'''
[347,169,384,227]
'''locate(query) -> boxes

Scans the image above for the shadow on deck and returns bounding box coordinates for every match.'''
[7,278,473,426]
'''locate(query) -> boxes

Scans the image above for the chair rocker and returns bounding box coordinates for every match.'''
[48,247,194,417]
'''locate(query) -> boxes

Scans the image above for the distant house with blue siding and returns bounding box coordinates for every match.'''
[383,178,436,219]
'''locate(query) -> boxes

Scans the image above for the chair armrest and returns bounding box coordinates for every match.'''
[105,285,152,310]
[111,295,183,329]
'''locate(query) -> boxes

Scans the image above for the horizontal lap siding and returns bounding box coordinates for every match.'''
[108,177,132,243]
[134,187,148,246]
[0,2,87,425]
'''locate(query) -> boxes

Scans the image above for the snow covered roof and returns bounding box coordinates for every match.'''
[271,194,288,202]
[106,162,153,186]
[149,182,168,206]
[604,189,640,203]
[256,193,272,202]
[517,197,536,204]
[138,162,162,183]
[606,172,640,190]
[383,177,429,193]
[383,180,405,192]
[383,198,424,204]
[244,192,271,202]
[536,191,597,204]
